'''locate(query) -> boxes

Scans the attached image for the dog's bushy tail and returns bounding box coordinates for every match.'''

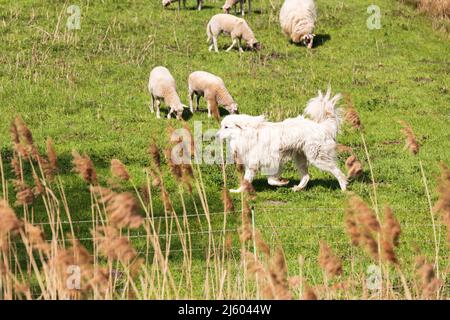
[303,86,342,138]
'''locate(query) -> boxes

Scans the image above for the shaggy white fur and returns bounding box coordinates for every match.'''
[217,88,347,192]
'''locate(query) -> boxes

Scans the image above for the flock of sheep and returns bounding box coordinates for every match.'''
[149,0,317,119]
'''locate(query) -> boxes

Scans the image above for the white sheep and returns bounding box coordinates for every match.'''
[162,0,203,10]
[222,0,251,16]
[280,0,317,48]
[188,71,238,118]
[148,66,187,120]
[206,14,260,53]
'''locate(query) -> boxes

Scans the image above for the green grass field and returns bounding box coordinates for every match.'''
[0,0,449,298]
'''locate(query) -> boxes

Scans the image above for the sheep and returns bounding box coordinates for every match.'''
[188,71,238,118]
[148,66,187,120]
[162,0,203,10]
[279,0,317,48]
[206,14,260,53]
[222,0,251,16]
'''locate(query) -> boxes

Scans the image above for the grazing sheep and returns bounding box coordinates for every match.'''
[148,66,187,120]
[162,0,203,10]
[188,71,238,117]
[222,0,251,16]
[280,0,317,48]
[206,14,260,53]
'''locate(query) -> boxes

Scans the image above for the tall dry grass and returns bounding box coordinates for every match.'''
[0,117,449,300]
[400,0,450,32]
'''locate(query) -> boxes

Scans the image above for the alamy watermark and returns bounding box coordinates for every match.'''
[66,5,81,30]
[367,5,382,30]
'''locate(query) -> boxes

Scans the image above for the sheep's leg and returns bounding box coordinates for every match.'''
[248,0,251,15]
[213,36,219,53]
[226,38,237,52]
[167,108,173,119]
[196,95,201,111]
[149,94,155,113]
[206,98,218,118]
[207,99,212,118]
[189,90,195,113]
[197,0,202,10]
[241,0,244,16]
[230,167,256,193]
[292,153,310,191]
[238,39,244,53]
[155,99,161,119]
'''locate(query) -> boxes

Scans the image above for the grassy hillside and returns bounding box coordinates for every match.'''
[0,0,449,298]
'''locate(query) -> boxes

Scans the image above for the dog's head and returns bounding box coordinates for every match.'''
[217,114,266,140]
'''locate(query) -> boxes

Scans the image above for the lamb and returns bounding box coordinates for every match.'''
[188,71,238,118]
[162,0,203,10]
[148,66,187,120]
[279,0,317,48]
[222,0,251,16]
[206,14,260,53]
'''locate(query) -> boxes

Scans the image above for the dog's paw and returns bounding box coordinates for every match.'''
[268,178,289,187]
[229,188,243,193]
[292,185,305,192]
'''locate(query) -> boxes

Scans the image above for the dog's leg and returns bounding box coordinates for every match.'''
[230,167,255,193]
[312,160,347,191]
[267,164,289,187]
[292,153,310,191]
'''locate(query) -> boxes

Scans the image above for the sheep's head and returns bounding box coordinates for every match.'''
[301,34,315,49]
[162,0,173,8]
[222,4,231,13]
[226,103,239,114]
[247,39,261,51]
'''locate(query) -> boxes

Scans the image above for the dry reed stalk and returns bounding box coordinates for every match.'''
[72,150,98,184]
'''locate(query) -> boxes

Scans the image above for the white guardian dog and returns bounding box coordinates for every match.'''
[217,88,347,193]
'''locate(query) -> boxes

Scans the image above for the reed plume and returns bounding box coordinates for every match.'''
[399,121,420,155]
[345,154,363,179]
[90,186,143,229]
[433,163,450,243]
[318,241,343,277]
[344,95,362,130]
[72,150,98,184]
[111,159,130,181]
